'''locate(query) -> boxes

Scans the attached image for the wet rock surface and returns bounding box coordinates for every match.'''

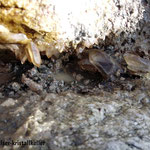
[0,51,150,150]
[0,1,150,150]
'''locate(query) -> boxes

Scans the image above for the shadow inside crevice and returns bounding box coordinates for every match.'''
[0,1,150,149]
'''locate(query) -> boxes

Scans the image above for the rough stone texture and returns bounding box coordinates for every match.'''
[0,78,150,150]
[0,0,150,150]
[0,0,146,56]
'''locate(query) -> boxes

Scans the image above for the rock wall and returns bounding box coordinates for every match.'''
[0,1,150,150]
[0,0,147,56]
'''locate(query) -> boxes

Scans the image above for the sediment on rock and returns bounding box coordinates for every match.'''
[0,1,150,150]
[0,0,147,65]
